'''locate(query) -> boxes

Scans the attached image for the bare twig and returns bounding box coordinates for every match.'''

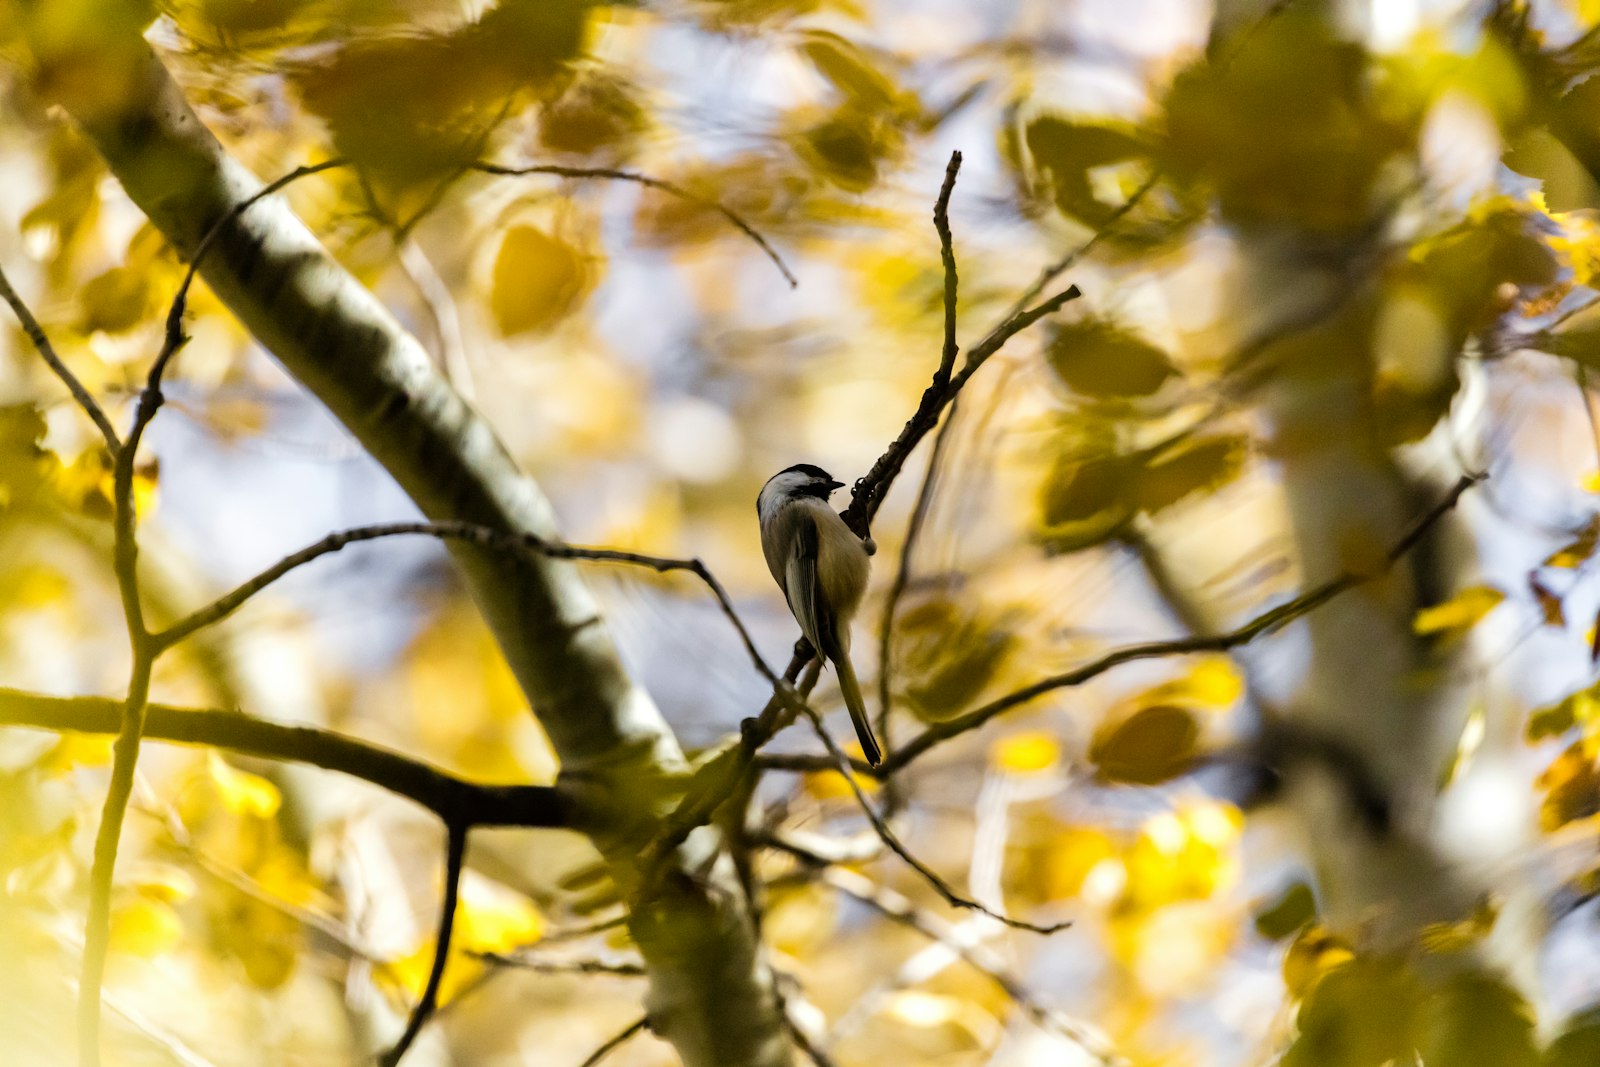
[474,161,797,288]
[148,160,349,397]
[381,821,469,1067]
[577,1016,650,1067]
[0,687,567,827]
[1001,168,1162,324]
[152,520,790,698]
[874,396,961,760]
[813,864,1125,1066]
[797,705,1068,935]
[475,951,646,977]
[0,262,121,452]
[932,150,963,385]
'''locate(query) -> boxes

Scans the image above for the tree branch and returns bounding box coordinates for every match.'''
[381,821,468,1067]
[0,687,567,828]
[578,1017,650,1067]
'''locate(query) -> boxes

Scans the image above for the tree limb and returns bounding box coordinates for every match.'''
[381,821,468,1066]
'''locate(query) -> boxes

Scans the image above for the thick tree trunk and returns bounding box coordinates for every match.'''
[52,34,789,1067]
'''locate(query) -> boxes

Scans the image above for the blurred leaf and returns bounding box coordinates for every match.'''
[1164,10,1410,233]
[1039,825,1117,899]
[538,68,647,160]
[764,882,837,956]
[1528,680,1600,742]
[208,752,282,819]
[1038,452,1138,552]
[1023,116,1149,227]
[895,591,1017,720]
[1121,802,1241,912]
[1044,318,1175,398]
[794,105,899,192]
[387,873,545,1007]
[1283,955,1423,1067]
[1254,880,1317,940]
[798,30,899,113]
[1538,741,1600,831]
[989,731,1061,775]
[1282,924,1355,998]
[1546,1009,1600,1067]
[1412,585,1505,636]
[1545,516,1600,568]
[1136,435,1249,514]
[1531,573,1566,627]
[1140,657,1244,709]
[109,895,183,957]
[1089,704,1199,785]
[79,266,150,334]
[490,225,600,336]
[1420,973,1538,1067]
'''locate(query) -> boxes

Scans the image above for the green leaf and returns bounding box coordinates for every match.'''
[1044,318,1175,398]
[1420,973,1538,1067]
[1024,116,1148,227]
[1254,880,1317,941]
[1089,704,1199,785]
[1283,956,1423,1067]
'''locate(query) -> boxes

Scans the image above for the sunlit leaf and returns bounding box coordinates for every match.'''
[1412,585,1505,636]
[1037,452,1138,552]
[490,225,601,337]
[109,895,183,958]
[1090,705,1199,785]
[1538,741,1600,831]
[1039,826,1117,900]
[764,882,837,956]
[1282,925,1355,998]
[895,591,1017,720]
[798,31,900,113]
[208,752,282,819]
[989,731,1060,775]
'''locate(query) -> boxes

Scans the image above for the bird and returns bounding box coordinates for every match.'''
[757,463,881,767]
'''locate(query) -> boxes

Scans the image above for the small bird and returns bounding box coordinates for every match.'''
[758,463,881,767]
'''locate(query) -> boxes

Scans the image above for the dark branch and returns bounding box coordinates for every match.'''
[474,161,797,288]
[0,687,568,828]
[475,952,646,977]
[0,261,122,453]
[932,150,963,386]
[381,821,469,1067]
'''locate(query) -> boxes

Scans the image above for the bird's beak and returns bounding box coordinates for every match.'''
[827,479,845,492]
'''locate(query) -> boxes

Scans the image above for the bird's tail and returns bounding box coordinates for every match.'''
[833,650,883,768]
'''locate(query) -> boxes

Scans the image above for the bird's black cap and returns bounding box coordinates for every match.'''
[780,463,835,481]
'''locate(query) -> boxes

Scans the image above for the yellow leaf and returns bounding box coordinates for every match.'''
[1089,705,1199,785]
[1282,924,1354,998]
[802,767,879,800]
[1141,657,1243,709]
[489,225,599,336]
[1412,585,1505,636]
[1583,471,1600,494]
[109,896,183,958]
[456,874,546,954]
[989,731,1061,775]
[208,752,282,819]
[1538,742,1600,831]
[764,883,837,956]
[1546,516,1600,568]
[129,864,197,904]
[1041,826,1117,899]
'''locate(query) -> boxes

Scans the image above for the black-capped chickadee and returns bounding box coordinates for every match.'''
[758,463,881,767]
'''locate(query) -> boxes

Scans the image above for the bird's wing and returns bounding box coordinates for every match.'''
[785,512,842,661]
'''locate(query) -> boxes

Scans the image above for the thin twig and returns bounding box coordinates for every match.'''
[932,150,963,386]
[797,705,1068,935]
[1001,168,1162,323]
[874,396,961,759]
[811,863,1126,1066]
[153,520,790,698]
[577,1016,650,1067]
[0,262,121,452]
[474,161,797,288]
[380,821,469,1067]
[475,951,646,977]
[148,160,349,396]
